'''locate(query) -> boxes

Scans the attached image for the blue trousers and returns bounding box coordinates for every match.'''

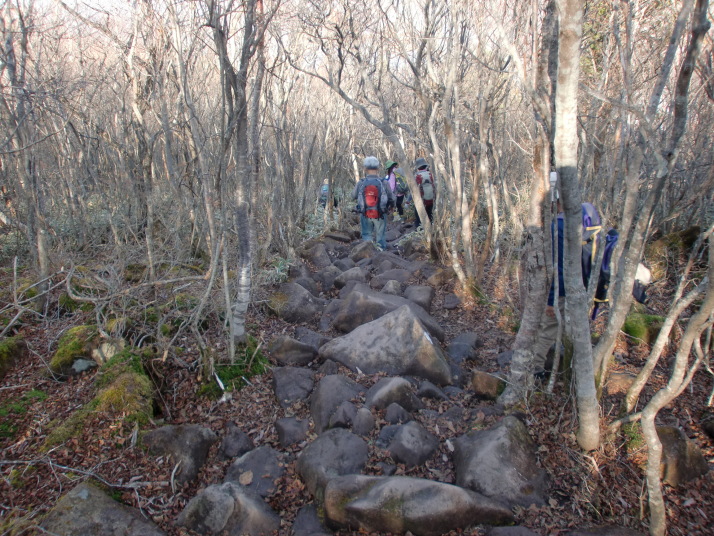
[360,214,387,249]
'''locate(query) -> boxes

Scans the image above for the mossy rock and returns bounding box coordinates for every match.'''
[95,371,153,424]
[267,291,289,316]
[95,348,147,389]
[49,326,99,375]
[124,264,147,283]
[623,312,665,345]
[0,336,28,380]
[645,226,701,280]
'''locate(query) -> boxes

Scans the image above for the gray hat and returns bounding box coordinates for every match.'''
[415,157,429,169]
[363,156,380,170]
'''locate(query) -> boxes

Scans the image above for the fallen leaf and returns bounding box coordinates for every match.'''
[239,471,253,486]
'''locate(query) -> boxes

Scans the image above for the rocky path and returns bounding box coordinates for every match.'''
[33,221,706,536]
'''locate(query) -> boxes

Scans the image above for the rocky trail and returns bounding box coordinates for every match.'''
[1,218,712,536]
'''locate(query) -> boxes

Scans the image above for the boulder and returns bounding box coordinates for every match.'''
[404,285,435,313]
[381,280,404,295]
[176,482,280,536]
[427,267,456,287]
[310,374,363,433]
[388,421,438,466]
[294,327,331,351]
[301,242,332,269]
[374,251,423,273]
[339,280,360,299]
[329,401,358,429]
[272,367,315,408]
[350,241,379,262]
[142,424,217,484]
[224,446,284,498]
[276,417,310,447]
[293,277,320,296]
[292,504,332,536]
[334,267,370,289]
[314,265,343,292]
[323,475,514,536]
[331,284,444,341]
[296,428,369,498]
[370,269,411,290]
[319,306,451,385]
[324,231,352,243]
[365,377,423,411]
[267,336,317,366]
[40,482,165,536]
[352,407,376,436]
[657,426,709,486]
[385,403,412,424]
[606,372,637,396]
[218,423,255,460]
[319,298,343,332]
[487,528,540,536]
[470,371,505,400]
[333,258,357,272]
[454,416,548,508]
[447,332,481,363]
[443,293,461,310]
[417,380,448,400]
[268,283,325,324]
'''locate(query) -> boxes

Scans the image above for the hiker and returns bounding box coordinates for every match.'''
[385,160,408,222]
[353,156,395,250]
[414,157,435,228]
[532,201,602,379]
[319,179,338,209]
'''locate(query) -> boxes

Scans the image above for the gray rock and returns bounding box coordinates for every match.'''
[427,267,456,287]
[296,428,369,497]
[349,241,379,262]
[269,283,326,324]
[314,265,343,293]
[288,262,311,280]
[404,285,435,313]
[565,527,646,536]
[487,527,540,536]
[385,227,401,241]
[329,400,358,429]
[385,402,412,424]
[374,251,423,273]
[370,269,411,290]
[177,482,280,535]
[273,367,315,408]
[454,416,548,508]
[356,257,373,268]
[417,380,448,400]
[447,332,481,363]
[318,359,340,375]
[606,372,637,396]
[377,424,401,448]
[334,267,370,289]
[293,277,320,296]
[323,475,514,536]
[657,426,709,486]
[294,327,331,351]
[333,257,356,272]
[365,377,423,411]
[319,306,451,385]
[143,424,217,484]
[319,298,343,332]
[219,423,255,460]
[332,284,444,341]
[496,350,513,368]
[388,421,438,466]
[381,280,404,295]
[339,280,360,299]
[325,232,352,243]
[40,482,165,536]
[375,259,396,273]
[352,407,375,436]
[71,358,98,374]
[224,446,284,498]
[310,374,363,433]
[703,418,714,440]
[302,242,332,269]
[443,293,461,309]
[276,417,310,447]
[292,504,332,536]
[268,336,317,366]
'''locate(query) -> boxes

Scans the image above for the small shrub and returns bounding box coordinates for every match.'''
[623,422,645,452]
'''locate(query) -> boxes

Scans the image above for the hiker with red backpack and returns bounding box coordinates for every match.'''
[414,157,435,228]
[353,156,395,250]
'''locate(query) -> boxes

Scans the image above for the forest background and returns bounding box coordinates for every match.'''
[1,0,713,535]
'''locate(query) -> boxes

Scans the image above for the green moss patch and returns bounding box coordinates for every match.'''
[198,336,268,399]
[0,389,47,440]
[623,312,665,345]
[49,325,99,374]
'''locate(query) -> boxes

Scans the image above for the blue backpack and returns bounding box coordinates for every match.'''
[581,202,602,288]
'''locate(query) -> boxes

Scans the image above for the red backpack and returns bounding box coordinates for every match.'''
[362,179,382,219]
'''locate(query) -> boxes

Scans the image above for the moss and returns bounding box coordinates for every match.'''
[623,312,664,345]
[267,291,289,316]
[198,336,268,399]
[0,336,27,379]
[43,409,92,450]
[95,371,153,424]
[106,316,132,336]
[95,348,146,389]
[58,293,81,313]
[168,293,199,312]
[49,325,98,374]
[0,389,46,439]
[124,264,147,283]
[17,280,38,300]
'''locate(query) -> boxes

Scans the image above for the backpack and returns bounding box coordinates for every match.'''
[594,228,618,306]
[417,170,434,205]
[394,169,409,196]
[362,178,383,219]
[581,202,602,288]
[319,184,329,207]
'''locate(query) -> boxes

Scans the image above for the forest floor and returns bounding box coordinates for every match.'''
[0,233,713,536]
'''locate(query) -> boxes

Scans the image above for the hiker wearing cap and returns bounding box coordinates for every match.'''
[385,160,408,222]
[414,157,435,228]
[353,156,395,250]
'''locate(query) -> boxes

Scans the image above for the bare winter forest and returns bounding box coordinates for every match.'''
[1,1,713,535]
